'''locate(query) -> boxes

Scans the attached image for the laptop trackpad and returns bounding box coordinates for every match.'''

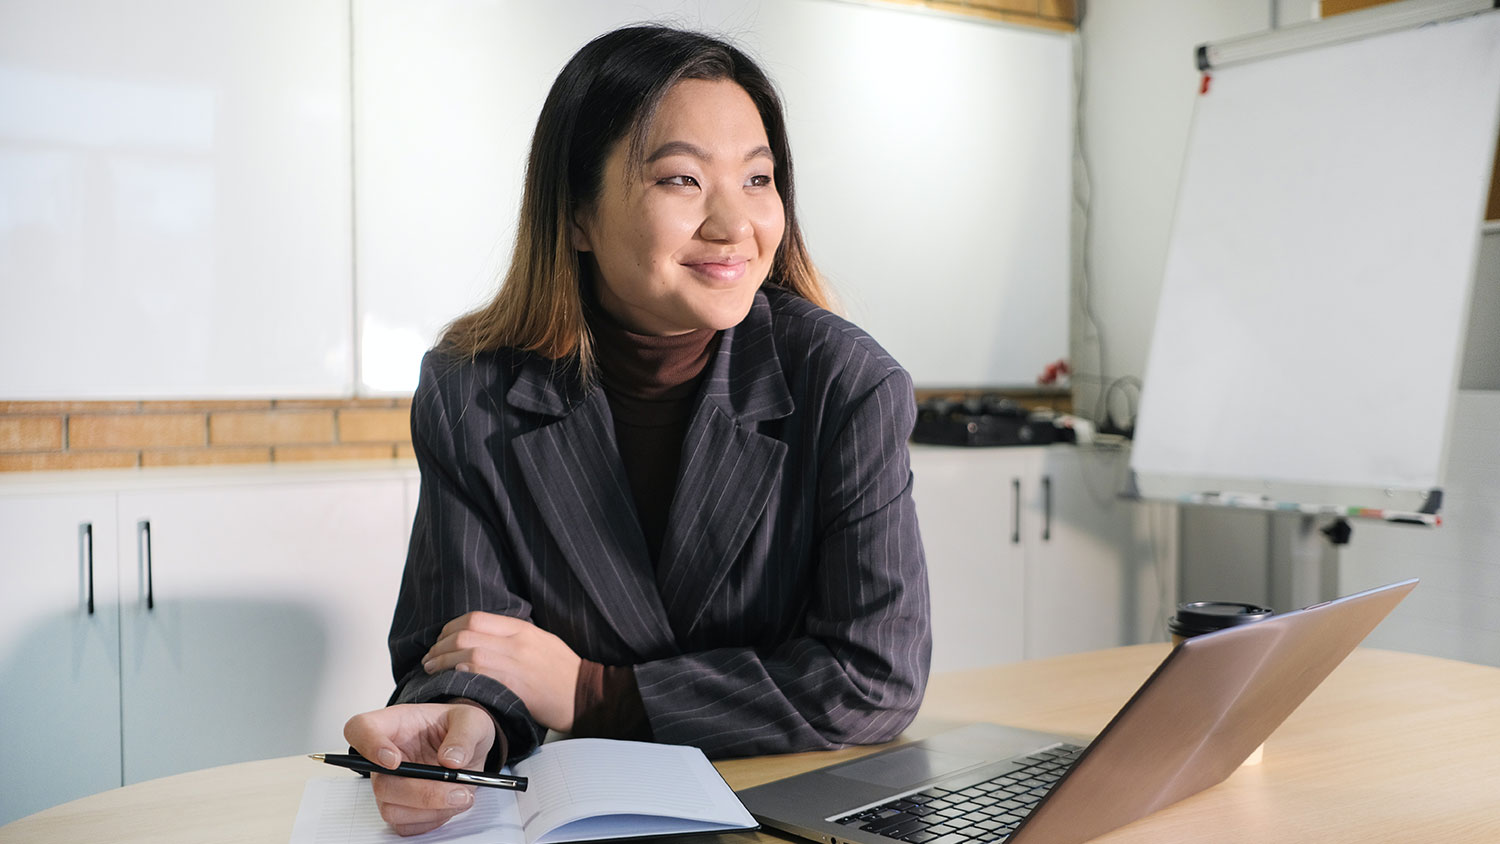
[829,747,987,790]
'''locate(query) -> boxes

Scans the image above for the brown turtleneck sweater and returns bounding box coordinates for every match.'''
[570,302,719,742]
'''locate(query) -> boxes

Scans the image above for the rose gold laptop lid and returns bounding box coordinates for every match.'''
[1011,578,1418,844]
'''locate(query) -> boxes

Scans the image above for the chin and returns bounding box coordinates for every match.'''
[697,293,757,331]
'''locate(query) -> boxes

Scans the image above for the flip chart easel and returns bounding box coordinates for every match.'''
[1128,2,1500,544]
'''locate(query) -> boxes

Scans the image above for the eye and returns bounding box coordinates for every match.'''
[657,175,699,188]
[746,174,773,188]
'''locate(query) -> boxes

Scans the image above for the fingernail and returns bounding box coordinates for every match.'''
[446,788,471,807]
[377,749,399,769]
[422,661,435,673]
[441,746,466,766]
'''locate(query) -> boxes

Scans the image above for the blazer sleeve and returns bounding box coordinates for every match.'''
[385,356,548,760]
[632,369,932,757]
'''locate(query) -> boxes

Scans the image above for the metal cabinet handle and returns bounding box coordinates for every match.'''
[137,519,154,610]
[1011,478,1021,545]
[1042,476,1052,542]
[80,522,95,615]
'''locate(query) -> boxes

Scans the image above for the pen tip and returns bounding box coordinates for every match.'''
[308,754,326,761]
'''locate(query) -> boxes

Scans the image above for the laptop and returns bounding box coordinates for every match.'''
[739,579,1417,844]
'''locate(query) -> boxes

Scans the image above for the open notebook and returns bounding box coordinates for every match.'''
[289,738,757,844]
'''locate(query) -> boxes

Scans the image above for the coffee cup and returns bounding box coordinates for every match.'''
[1168,601,1274,646]
[1167,600,1275,764]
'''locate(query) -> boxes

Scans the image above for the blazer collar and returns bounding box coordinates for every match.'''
[505,288,795,655]
[696,287,796,425]
[505,356,586,418]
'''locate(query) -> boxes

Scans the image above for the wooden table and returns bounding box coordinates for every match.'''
[6,645,1499,843]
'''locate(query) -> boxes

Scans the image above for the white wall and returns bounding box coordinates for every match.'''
[1071,0,1273,423]
[1340,392,1500,667]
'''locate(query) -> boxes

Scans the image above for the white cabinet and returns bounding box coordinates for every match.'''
[913,447,1030,671]
[0,466,416,824]
[116,477,410,784]
[0,493,122,824]
[0,0,354,399]
[912,445,1160,673]
[1026,447,1155,659]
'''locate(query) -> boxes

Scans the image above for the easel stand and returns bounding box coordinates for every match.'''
[1269,514,1341,610]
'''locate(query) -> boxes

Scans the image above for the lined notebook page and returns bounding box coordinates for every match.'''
[288,776,524,844]
[515,739,755,843]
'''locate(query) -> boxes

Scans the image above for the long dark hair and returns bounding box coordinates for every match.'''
[439,24,829,377]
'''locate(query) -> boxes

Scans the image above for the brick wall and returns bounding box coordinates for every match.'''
[0,399,413,472]
[0,390,1075,473]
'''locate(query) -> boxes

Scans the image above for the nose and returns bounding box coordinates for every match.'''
[698,187,753,244]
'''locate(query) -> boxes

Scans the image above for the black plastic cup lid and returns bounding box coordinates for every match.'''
[1168,601,1274,637]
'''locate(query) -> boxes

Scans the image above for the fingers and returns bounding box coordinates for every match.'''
[424,614,542,678]
[371,772,474,836]
[391,819,456,838]
[422,647,480,675]
[423,628,492,671]
[345,702,498,837]
[437,611,529,640]
[423,625,523,675]
[343,708,405,770]
[440,699,498,769]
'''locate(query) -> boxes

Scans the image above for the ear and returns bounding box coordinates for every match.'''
[568,211,593,253]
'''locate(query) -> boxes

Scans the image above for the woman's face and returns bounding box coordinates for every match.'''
[571,78,786,336]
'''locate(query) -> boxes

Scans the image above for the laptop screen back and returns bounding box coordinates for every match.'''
[1012,579,1417,844]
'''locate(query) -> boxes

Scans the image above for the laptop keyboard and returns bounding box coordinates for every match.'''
[832,743,1085,844]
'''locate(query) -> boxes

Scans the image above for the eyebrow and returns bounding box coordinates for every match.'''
[644,140,775,165]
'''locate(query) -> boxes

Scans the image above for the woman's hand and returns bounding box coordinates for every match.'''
[343,701,496,837]
[423,611,583,732]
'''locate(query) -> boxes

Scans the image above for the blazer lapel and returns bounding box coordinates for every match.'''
[656,290,794,635]
[508,358,679,660]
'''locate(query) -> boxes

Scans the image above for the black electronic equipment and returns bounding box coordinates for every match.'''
[912,395,1073,447]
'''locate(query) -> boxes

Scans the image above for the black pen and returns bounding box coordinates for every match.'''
[309,753,528,791]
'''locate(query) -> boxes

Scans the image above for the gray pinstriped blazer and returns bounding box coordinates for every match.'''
[388,286,931,760]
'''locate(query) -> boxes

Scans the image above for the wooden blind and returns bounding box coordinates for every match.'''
[879,0,1077,31]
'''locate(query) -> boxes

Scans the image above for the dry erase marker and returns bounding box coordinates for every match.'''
[309,753,527,791]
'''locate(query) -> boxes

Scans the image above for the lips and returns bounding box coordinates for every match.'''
[684,258,749,283]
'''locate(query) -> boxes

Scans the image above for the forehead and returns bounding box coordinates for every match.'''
[643,78,769,147]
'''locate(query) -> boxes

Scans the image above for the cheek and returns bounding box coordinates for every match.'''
[637,202,701,260]
[755,200,787,255]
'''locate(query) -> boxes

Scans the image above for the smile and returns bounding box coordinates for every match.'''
[685,260,749,283]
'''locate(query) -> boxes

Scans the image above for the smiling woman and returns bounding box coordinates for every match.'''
[436,25,828,382]
[342,25,930,838]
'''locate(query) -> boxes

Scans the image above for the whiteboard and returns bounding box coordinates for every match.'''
[353,0,1072,393]
[1130,11,1500,513]
[0,0,354,399]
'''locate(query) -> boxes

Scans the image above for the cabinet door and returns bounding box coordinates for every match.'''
[117,478,408,784]
[0,494,121,825]
[911,446,1035,672]
[1025,447,1145,659]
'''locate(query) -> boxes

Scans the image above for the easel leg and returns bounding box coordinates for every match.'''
[1270,513,1339,610]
